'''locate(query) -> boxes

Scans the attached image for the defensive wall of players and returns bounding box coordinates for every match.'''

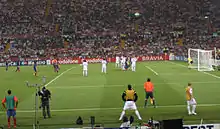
[0,55,170,67]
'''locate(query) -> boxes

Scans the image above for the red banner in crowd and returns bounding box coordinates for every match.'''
[57,59,79,64]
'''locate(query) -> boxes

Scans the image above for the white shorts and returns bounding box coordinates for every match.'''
[187,98,197,105]
[123,101,137,110]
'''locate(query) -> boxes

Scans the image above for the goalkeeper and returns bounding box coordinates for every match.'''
[188,57,193,68]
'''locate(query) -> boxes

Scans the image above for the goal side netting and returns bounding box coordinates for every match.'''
[188,48,214,71]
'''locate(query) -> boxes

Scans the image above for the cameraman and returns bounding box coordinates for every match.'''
[38,87,51,119]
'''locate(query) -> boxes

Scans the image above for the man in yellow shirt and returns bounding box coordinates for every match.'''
[186,83,197,115]
[188,57,193,68]
[119,84,142,120]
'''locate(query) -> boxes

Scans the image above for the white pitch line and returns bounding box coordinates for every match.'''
[203,72,220,79]
[50,81,220,89]
[18,66,76,105]
[145,66,159,75]
[168,61,220,79]
[45,66,76,87]
[1,103,220,113]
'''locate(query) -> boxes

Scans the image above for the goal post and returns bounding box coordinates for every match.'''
[188,48,214,71]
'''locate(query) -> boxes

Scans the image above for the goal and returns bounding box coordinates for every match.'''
[188,48,214,71]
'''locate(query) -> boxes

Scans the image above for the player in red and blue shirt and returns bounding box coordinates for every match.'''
[33,61,38,76]
[52,59,59,73]
[2,90,18,128]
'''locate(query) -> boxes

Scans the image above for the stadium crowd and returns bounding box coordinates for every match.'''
[0,0,220,61]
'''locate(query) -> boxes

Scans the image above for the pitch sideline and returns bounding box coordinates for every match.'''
[0,103,220,113]
[49,81,220,89]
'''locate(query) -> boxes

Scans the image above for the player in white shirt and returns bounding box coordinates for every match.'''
[120,56,124,70]
[131,56,137,72]
[82,60,88,76]
[115,56,120,68]
[121,56,126,70]
[101,58,107,73]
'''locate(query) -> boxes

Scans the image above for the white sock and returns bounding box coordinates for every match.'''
[187,105,191,114]
[86,71,88,76]
[83,71,85,76]
[119,110,125,120]
[135,110,142,120]
[192,105,196,113]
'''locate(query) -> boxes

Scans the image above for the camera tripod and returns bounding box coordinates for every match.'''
[26,76,46,129]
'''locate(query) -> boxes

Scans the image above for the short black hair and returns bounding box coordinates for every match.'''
[147,78,151,82]
[42,87,46,91]
[128,84,132,90]
[8,90,11,95]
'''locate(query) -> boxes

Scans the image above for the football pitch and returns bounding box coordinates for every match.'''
[0,61,220,129]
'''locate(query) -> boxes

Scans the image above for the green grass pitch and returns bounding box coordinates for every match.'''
[0,61,220,129]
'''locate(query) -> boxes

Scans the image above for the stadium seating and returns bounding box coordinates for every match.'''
[0,0,219,60]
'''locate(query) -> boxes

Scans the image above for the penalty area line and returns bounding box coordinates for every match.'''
[145,66,159,75]
[45,66,76,87]
[1,104,220,113]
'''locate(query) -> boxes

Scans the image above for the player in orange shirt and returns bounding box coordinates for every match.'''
[186,83,197,115]
[144,78,156,108]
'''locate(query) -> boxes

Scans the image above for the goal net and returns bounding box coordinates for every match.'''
[188,48,214,71]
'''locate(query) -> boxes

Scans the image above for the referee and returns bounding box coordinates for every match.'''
[38,87,51,119]
[144,78,156,108]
